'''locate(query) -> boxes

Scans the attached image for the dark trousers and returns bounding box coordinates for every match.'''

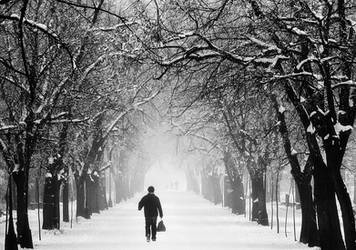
[145,216,157,239]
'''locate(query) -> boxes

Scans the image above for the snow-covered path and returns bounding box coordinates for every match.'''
[34,191,312,250]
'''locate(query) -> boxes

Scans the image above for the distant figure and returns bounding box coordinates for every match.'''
[138,186,163,242]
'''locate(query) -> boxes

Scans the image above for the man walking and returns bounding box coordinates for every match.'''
[138,186,163,242]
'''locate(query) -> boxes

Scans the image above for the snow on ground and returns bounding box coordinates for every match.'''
[1,191,318,250]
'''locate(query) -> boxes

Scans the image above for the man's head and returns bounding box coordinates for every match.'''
[147,186,155,193]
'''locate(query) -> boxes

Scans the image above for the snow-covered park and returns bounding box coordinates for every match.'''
[2,1,356,250]
[0,191,318,250]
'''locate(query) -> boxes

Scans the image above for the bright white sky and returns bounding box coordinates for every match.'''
[144,161,187,192]
[141,122,187,192]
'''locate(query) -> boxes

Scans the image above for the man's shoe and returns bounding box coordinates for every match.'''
[146,236,150,242]
[152,238,156,242]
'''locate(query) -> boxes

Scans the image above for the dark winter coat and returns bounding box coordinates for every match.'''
[138,193,163,218]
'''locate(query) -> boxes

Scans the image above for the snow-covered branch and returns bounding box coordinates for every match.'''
[0,125,18,132]
[272,72,319,81]
[0,137,15,169]
[102,90,160,140]
[47,118,90,124]
[197,34,254,64]
[296,56,338,71]
[0,75,29,93]
[247,36,281,53]
[35,75,70,115]
[99,163,111,172]
[0,14,59,39]
[90,22,137,32]
[36,52,124,118]
[78,52,135,87]
[132,90,161,109]
[0,138,7,151]
[296,57,319,70]
[160,33,290,69]
[163,31,196,44]
[160,46,218,66]
[170,121,222,153]
[331,80,356,89]
[50,112,69,120]
[57,0,128,23]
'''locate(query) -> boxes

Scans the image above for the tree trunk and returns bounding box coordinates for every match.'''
[11,179,17,211]
[123,177,129,200]
[212,174,222,205]
[115,177,123,204]
[332,170,356,250]
[231,175,245,214]
[223,151,245,214]
[297,181,319,247]
[295,181,300,204]
[115,178,121,204]
[85,175,94,217]
[314,161,345,250]
[88,173,100,214]
[270,175,273,229]
[354,174,356,205]
[76,174,90,219]
[289,158,319,247]
[42,175,60,229]
[271,93,318,245]
[336,1,356,247]
[326,144,356,250]
[224,175,232,208]
[276,173,279,233]
[98,176,108,211]
[63,180,69,222]
[206,174,214,202]
[201,172,208,200]
[5,176,18,250]
[250,173,268,226]
[13,170,33,248]
[186,169,200,194]
[108,172,113,207]
[54,177,60,229]
[42,175,55,229]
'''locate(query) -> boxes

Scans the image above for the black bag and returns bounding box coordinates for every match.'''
[157,220,166,232]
